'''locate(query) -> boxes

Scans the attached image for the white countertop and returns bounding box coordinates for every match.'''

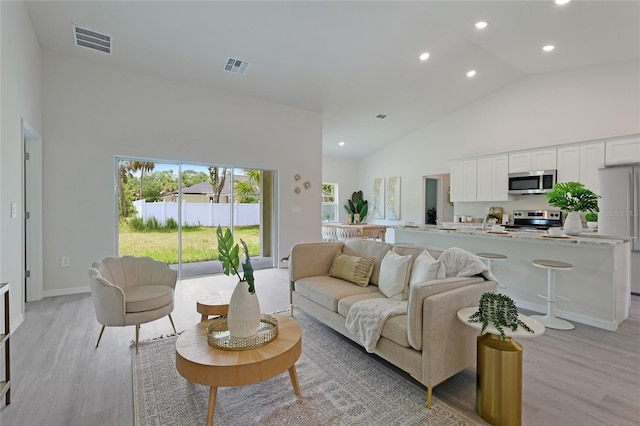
[393,225,632,246]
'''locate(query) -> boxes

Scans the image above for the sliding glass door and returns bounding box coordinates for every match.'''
[116,158,277,278]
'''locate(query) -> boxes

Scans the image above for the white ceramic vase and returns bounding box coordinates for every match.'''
[227,280,261,338]
[563,211,583,236]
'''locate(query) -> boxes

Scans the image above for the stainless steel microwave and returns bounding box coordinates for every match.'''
[508,170,556,195]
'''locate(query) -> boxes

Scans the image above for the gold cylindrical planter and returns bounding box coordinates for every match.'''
[476,333,523,426]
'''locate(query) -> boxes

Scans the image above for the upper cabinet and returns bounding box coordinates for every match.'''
[557,142,605,193]
[477,155,511,201]
[508,148,557,173]
[450,159,477,202]
[605,136,640,165]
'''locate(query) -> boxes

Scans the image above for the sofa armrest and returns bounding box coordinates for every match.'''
[88,268,126,326]
[407,276,493,350]
[420,281,497,388]
[289,242,344,299]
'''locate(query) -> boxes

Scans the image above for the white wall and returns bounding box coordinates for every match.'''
[1,1,42,330]
[41,51,322,296]
[358,60,640,225]
[322,155,359,224]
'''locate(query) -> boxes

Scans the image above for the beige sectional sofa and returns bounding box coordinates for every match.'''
[289,239,497,408]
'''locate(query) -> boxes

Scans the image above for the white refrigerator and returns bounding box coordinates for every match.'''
[598,165,640,294]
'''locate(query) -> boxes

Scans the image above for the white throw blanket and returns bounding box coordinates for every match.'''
[345,298,408,353]
[438,247,498,283]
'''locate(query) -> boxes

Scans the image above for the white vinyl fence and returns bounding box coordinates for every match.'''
[133,200,260,227]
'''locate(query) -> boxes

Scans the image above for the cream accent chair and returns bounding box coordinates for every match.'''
[88,256,177,353]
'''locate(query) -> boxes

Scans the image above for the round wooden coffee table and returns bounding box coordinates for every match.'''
[196,292,231,321]
[175,315,302,426]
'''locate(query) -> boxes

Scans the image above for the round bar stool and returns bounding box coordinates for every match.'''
[530,259,574,330]
[476,252,508,290]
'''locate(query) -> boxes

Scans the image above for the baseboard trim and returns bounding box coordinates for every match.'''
[514,298,619,331]
[43,286,90,298]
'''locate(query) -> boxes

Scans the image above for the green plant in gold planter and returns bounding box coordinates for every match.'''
[468,292,533,340]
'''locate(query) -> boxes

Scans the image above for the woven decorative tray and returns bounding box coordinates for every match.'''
[207,314,279,350]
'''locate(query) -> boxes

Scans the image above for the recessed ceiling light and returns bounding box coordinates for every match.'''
[419,52,430,61]
[554,0,571,5]
[466,70,476,78]
[542,45,555,52]
[475,21,488,30]
[338,141,345,146]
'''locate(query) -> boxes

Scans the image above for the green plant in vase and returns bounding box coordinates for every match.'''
[344,191,369,223]
[468,292,533,341]
[546,182,600,235]
[216,225,255,294]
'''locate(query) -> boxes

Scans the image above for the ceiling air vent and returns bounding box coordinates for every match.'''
[223,57,250,75]
[73,25,112,54]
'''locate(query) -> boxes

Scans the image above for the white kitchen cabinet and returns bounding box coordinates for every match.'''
[477,155,510,201]
[605,136,640,165]
[509,148,556,173]
[580,142,605,193]
[556,142,604,193]
[450,159,477,202]
[556,145,580,182]
[531,148,557,170]
[508,152,531,173]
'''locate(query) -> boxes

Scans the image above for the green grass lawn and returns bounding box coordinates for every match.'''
[118,225,260,264]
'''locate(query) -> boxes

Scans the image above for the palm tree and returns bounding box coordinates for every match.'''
[118,161,133,217]
[129,161,155,201]
[235,169,261,203]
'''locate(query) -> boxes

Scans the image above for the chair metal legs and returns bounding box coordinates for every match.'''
[96,314,176,354]
[95,325,106,348]
[168,314,177,334]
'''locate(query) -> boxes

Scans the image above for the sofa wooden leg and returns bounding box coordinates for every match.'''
[426,386,433,409]
[168,313,177,334]
[96,325,106,348]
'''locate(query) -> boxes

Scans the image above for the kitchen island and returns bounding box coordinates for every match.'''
[393,226,631,331]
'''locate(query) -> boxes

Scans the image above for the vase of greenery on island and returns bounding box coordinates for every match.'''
[585,212,598,229]
[546,182,601,236]
[216,225,260,338]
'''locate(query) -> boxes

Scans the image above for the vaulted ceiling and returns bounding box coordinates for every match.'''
[25,1,640,159]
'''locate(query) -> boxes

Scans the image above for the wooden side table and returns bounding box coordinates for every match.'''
[196,292,231,321]
[175,315,302,426]
[457,307,545,426]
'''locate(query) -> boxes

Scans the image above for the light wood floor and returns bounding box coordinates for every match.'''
[1,268,638,425]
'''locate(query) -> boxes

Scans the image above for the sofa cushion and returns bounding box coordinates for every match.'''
[338,293,410,348]
[329,251,376,287]
[343,239,392,286]
[295,276,380,312]
[378,251,413,300]
[410,250,446,285]
[393,244,444,263]
[124,285,173,313]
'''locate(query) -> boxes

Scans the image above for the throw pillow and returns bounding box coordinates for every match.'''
[410,250,446,285]
[378,251,413,300]
[329,251,376,287]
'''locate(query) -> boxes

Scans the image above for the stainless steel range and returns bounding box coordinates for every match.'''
[505,210,562,231]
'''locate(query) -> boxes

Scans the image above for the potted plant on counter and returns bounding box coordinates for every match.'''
[344,191,368,224]
[546,182,600,236]
[585,212,598,229]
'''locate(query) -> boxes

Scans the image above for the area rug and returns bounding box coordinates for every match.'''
[132,311,481,426]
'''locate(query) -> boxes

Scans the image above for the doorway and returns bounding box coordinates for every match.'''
[423,174,453,225]
[22,120,43,303]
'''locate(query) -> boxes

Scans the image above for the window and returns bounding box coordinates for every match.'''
[322,183,338,222]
